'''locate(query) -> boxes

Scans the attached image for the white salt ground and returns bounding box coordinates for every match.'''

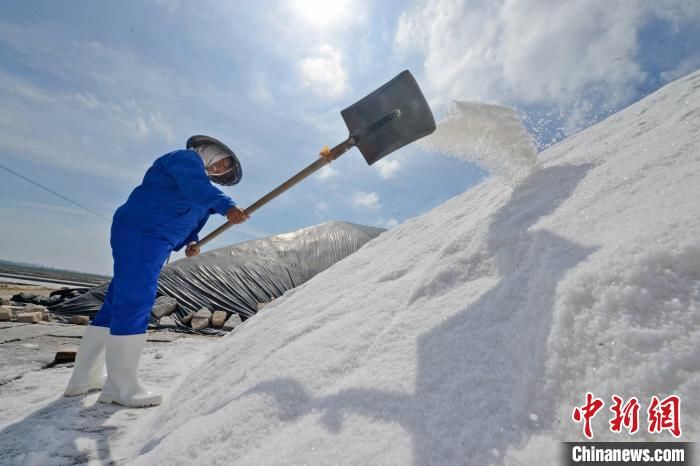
[0,337,215,465]
[127,71,700,465]
[0,70,697,465]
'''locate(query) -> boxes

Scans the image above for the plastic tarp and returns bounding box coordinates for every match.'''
[50,221,384,333]
[11,288,89,307]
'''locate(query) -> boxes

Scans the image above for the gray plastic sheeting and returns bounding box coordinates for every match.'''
[50,221,384,332]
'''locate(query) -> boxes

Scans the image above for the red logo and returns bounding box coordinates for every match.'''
[609,395,640,434]
[573,393,682,439]
[572,392,605,439]
[648,395,682,438]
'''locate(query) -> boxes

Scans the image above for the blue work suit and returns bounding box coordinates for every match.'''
[92,150,236,335]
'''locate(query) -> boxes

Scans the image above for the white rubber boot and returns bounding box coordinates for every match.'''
[64,325,109,396]
[98,333,162,407]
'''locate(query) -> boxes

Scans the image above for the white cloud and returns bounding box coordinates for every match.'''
[352,191,380,210]
[147,112,175,143]
[299,45,349,98]
[291,0,352,27]
[103,101,174,143]
[135,115,149,139]
[376,217,399,229]
[314,200,330,218]
[395,0,700,131]
[73,92,99,110]
[317,165,339,180]
[500,2,645,103]
[374,158,402,179]
[0,70,56,103]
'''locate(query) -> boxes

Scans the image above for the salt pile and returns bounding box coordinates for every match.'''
[129,70,700,465]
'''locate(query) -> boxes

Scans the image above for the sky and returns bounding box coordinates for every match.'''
[0,0,698,275]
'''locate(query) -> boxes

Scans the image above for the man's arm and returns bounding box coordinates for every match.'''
[176,205,248,255]
[172,211,211,252]
[160,150,236,215]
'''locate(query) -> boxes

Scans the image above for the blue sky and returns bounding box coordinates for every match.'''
[1,0,698,275]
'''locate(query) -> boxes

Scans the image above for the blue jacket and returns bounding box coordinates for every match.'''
[113,149,237,251]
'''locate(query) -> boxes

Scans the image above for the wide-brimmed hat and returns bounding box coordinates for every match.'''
[186,135,242,186]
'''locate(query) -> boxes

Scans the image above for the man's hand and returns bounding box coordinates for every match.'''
[226,206,249,224]
[185,241,200,258]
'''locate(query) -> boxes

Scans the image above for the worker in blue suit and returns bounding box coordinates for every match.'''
[64,135,248,407]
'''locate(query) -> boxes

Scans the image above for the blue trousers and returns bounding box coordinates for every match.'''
[92,228,173,335]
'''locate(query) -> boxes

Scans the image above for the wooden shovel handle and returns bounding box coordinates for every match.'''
[195,137,356,248]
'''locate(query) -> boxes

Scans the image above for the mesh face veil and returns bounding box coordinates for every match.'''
[186,135,242,186]
[195,145,232,173]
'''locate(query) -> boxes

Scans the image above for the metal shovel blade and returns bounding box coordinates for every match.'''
[341,70,436,165]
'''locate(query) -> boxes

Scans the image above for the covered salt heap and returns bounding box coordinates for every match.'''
[50,221,385,330]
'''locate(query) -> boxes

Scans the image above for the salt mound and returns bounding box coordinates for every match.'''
[421,101,538,182]
[128,70,700,465]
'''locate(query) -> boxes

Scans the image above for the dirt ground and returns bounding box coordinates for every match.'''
[0,282,194,386]
[0,283,59,301]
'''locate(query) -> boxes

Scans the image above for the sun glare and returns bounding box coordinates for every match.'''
[292,0,351,26]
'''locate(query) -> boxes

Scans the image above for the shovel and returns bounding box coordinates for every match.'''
[195,70,436,248]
